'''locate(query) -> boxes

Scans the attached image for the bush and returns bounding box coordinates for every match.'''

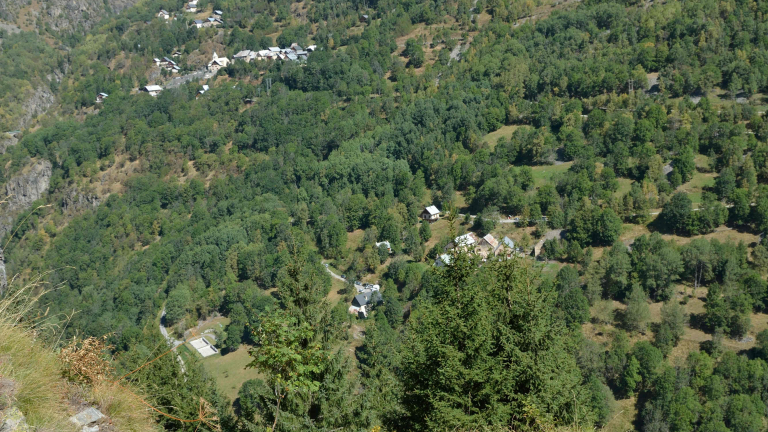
[592,300,616,325]
[624,284,651,333]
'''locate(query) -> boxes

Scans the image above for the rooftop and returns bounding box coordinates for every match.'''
[454,233,476,247]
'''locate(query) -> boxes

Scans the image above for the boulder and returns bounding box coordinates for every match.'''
[0,378,16,410]
[0,407,31,432]
[69,407,105,427]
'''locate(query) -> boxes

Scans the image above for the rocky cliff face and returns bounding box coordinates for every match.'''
[16,86,56,131]
[0,0,140,34]
[61,187,101,215]
[0,159,52,238]
[0,135,18,155]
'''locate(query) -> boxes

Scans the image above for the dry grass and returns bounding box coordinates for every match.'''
[585,282,768,367]
[90,382,159,432]
[658,226,760,247]
[0,279,157,431]
[198,346,263,403]
[345,229,365,251]
[0,280,74,430]
[482,125,524,149]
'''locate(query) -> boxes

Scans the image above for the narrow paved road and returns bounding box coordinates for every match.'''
[321,261,346,282]
[159,309,186,373]
[165,70,212,89]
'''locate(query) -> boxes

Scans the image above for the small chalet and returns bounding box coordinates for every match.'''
[95,93,108,103]
[157,10,170,20]
[143,85,163,97]
[348,290,382,319]
[185,1,198,12]
[213,10,223,16]
[421,205,440,221]
[158,57,179,72]
[193,19,204,28]
[207,52,230,72]
[496,236,519,258]
[172,51,182,58]
[196,85,209,98]
[434,253,452,267]
[360,14,369,22]
[233,50,254,62]
[453,233,477,248]
[307,45,317,52]
[480,234,499,250]
[375,241,392,253]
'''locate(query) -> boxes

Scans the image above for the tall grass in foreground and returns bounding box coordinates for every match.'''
[0,276,72,430]
[0,277,157,431]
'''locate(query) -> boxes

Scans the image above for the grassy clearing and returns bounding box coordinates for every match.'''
[481,125,525,149]
[694,154,711,170]
[198,346,263,403]
[192,316,230,336]
[604,397,638,432]
[531,162,572,188]
[327,278,348,305]
[345,229,365,251]
[659,226,760,247]
[423,219,453,251]
[614,178,634,197]
[584,282,768,378]
[454,190,468,211]
[669,171,716,204]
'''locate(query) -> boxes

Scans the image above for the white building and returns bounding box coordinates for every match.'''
[157,9,170,20]
[454,233,477,248]
[143,85,163,97]
[233,50,255,62]
[375,241,392,253]
[435,253,452,267]
[421,205,440,221]
[207,52,230,72]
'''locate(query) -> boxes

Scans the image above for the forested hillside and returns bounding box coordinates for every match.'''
[2,0,768,430]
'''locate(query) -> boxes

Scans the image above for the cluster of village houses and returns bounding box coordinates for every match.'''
[434,232,522,267]
[156,2,223,28]
[138,41,312,96]
[419,205,523,266]
[347,205,528,319]
[233,43,316,62]
[130,4,315,98]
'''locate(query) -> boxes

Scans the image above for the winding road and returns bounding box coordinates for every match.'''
[321,261,346,281]
[159,309,186,373]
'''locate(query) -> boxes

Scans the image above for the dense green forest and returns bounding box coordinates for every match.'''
[2,0,768,430]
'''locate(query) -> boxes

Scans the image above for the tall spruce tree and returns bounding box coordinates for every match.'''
[399,248,592,430]
[245,239,363,431]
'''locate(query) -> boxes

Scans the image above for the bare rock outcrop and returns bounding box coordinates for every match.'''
[0,0,140,34]
[0,407,30,432]
[0,135,18,155]
[62,187,101,215]
[0,160,52,238]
